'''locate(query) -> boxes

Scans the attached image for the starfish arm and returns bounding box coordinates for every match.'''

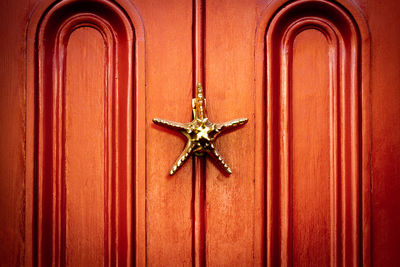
[153,118,189,131]
[170,141,195,175]
[207,144,232,175]
[215,118,248,133]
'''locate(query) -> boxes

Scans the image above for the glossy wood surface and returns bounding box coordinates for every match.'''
[0,0,399,266]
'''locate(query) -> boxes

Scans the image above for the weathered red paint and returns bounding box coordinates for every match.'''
[0,0,399,266]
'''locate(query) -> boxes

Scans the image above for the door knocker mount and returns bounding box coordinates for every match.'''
[153,83,248,175]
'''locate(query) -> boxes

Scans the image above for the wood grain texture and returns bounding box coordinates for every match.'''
[368,0,400,265]
[292,29,331,266]
[1,0,400,266]
[25,0,145,266]
[192,0,206,266]
[205,0,257,265]
[132,0,194,265]
[255,0,371,266]
[0,0,31,265]
[64,27,105,266]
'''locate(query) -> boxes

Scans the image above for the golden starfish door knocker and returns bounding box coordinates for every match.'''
[153,83,248,175]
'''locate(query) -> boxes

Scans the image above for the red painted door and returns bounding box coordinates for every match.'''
[1,0,400,266]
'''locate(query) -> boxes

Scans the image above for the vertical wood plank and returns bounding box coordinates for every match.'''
[132,0,194,265]
[369,0,400,265]
[64,27,105,266]
[205,0,257,265]
[291,29,331,267]
[0,0,30,265]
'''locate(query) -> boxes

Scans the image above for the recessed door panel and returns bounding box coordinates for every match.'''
[26,0,145,265]
[256,0,371,266]
[292,29,331,266]
[65,27,105,266]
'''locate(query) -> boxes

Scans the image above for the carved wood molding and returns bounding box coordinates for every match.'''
[25,0,145,266]
[255,0,371,266]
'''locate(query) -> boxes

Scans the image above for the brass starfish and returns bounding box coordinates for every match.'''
[153,83,248,175]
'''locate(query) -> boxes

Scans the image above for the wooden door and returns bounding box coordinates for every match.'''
[1,0,400,266]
